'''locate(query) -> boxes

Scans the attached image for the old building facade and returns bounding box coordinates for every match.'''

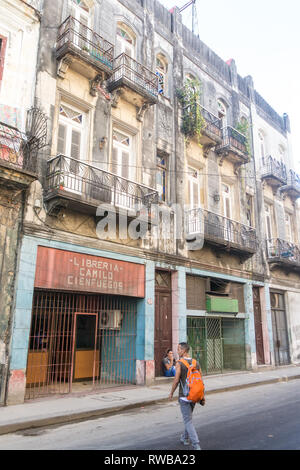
[3,0,300,405]
[0,0,45,405]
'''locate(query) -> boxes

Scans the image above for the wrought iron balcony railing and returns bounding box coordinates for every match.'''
[45,154,159,214]
[186,207,257,253]
[217,126,249,160]
[0,121,37,174]
[200,105,222,140]
[261,156,287,184]
[107,53,158,101]
[56,16,114,71]
[267,238,300,268]
[280,169,300,199]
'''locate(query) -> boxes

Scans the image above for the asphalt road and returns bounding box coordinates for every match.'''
[0,380,299,450]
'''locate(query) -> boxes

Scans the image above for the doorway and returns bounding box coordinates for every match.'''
[270,292,290,366]
[154,271,172,376]
[253,287,265,365]
[71,313,98,388]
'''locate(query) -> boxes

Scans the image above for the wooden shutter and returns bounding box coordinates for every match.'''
[0,36,7,85]
[121,150,129,179]
[71,129,81,160]
[186,275,207,310]
[57,124,67,155]
[229,282,245,313]
[112,147,118,175]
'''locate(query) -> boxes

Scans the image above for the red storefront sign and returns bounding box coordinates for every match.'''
[34,246,145,298]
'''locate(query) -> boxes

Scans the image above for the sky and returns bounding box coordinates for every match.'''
[160,0,300,170]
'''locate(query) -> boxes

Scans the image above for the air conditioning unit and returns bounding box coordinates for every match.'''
[99,310,122,330]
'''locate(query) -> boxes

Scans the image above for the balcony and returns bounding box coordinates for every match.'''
[56,16,114,80]
[44,154,159,221]
[216,126,250,166]
[267,238,300,271]
[107,53,158,108]
[186,207,257,256]
[0,122,37,188]
[280,169,300,200]
[199,105,223,147]
[261,156,287,191]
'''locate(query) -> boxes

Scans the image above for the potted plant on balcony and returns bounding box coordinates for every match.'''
[176,77,206,147]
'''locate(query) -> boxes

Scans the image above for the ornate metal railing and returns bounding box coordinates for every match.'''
[56,16,114,70]
[45,154,159,212]
[218,126,248,157]
[262,156,287,183]
[200,105,222,139]
[288,169,300,191]
[267,238,300,266]
[186,207,257,252]
[0,121,36,174]
[108,53,158,98]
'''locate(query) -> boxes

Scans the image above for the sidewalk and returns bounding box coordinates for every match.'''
[0,364,299,436]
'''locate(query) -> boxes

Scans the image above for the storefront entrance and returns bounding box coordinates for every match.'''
[25,291,137,400]
[270,291,290,366]
[187,316,246,375]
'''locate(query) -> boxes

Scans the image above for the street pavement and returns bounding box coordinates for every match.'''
[0,364,299,436]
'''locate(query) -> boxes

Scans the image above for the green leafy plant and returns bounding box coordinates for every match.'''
[177,78,206,147]
[235,120,251,156]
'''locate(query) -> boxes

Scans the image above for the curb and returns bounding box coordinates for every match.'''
[1,374,300,436]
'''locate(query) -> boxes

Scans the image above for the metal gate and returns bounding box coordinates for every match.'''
[25,291,137,400]
[187,316,246,375]
[270,292,290,366]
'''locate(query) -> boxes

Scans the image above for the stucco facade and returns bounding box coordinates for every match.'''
[2,0,300,405]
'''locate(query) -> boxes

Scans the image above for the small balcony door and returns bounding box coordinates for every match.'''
[112,129,135,210]
[57,103,87,194]
[187,167,201,234]
[222,184,234,242]
[69,0,90,50]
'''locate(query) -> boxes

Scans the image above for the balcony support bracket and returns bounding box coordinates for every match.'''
[136,103,151,123]
[57,56,73,79]
[203,144,215,158]
[89,73,105,97]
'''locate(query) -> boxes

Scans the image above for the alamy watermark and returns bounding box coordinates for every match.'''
[96,202,205,251]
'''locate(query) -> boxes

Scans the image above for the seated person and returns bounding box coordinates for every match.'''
[162,349,176,377]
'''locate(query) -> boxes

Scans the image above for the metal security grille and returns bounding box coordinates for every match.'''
[25,291,137,400]
[187,316,246,375]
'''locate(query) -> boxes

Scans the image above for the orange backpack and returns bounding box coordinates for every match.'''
[179,358,205,402]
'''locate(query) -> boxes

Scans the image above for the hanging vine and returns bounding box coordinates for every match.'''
[177,78,206,147]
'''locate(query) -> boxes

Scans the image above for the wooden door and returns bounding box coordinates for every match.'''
[270,292,290,366]
[253,287,265,365]
[154,271,172,376]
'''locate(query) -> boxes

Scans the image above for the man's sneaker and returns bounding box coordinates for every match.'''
[180,436,190,446]
[192,444,201,450]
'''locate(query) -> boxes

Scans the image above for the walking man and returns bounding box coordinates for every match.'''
[169,342,205,451]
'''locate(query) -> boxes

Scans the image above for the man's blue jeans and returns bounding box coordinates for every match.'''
[164,366,176,377]
[179,399,200,448]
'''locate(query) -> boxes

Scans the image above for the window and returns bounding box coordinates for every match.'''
[112,129,133,180]
[265,204,273,240]
[156,55,168,96]
[285,212,292,242]
[246,194,254,227]
[156,155,168,202]
[259,131,266,166]
[0,35,7,89]
[69,0,90,49]
[217,100,227,128]
[188,167,201,208]
[278,144,286,164]
[58,103,86,160]
[116,24,135,58]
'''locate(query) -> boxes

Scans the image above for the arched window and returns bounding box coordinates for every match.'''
[156,55,168,95]
[258,131,266,166]
[116,23,136,58]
